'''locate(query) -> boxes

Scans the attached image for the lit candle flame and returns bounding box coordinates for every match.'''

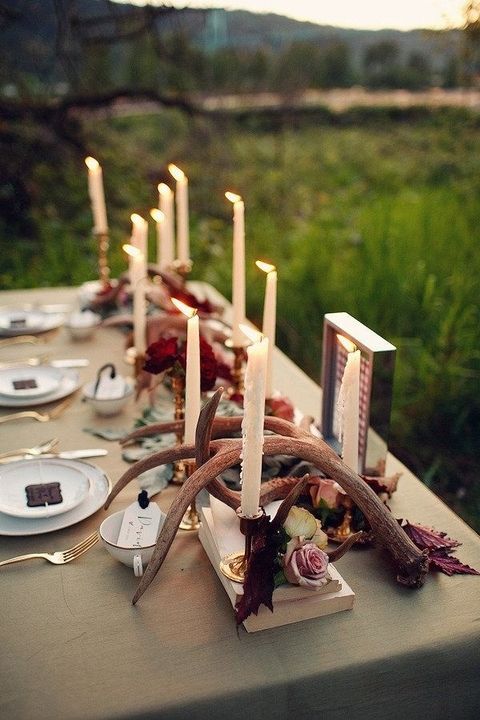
[150,208,164,223]
[85,156,99,171]
[337,334,357,353]
[225,191,242,203]
[168,164,185,181]
[130,213,147,227]
[255,260,276,274]
[239,323,263,344]
[171,297,197,318]
[123,243,142,259]
[158,183,172,196]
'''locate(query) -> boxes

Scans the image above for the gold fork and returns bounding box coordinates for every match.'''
[0,531,99,568]
[0,393,77,424]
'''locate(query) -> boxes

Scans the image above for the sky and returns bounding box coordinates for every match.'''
[157,1,466,31]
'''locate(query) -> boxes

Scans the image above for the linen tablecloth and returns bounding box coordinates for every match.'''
[1,285,479,720]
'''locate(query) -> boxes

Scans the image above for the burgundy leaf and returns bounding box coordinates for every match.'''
[235,515,277,624]
[401,520,461,552]
[429,550,480,576]
[364,477,390,495]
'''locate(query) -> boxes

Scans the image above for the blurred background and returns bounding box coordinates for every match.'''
[1,0,479,530]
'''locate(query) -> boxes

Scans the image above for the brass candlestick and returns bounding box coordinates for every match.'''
[124,346,146,379]
[94,230,110,287]
[219,508,264,583]
[179,460,200,531]
[171,374,186,484]
[170,259,192,285]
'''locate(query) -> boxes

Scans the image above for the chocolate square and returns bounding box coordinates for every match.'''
[10,318,27,328]
[13,378,38,390]
[25,482,63,507]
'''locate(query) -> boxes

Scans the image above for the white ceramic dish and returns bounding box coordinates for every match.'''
[100,509,165,576]
[0,309,65,337]
[65,311,101,340]
[0,459,89,518]
[0,365,63,399]
[0,369,80,408]
[83,378,134,416]
[0,458,111,536]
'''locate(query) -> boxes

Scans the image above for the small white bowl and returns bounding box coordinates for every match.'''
[65,311,101,341]
[83,378,134,416]
[100,510,164,576]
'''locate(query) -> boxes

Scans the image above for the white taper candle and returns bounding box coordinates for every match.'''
[240,329,268,517]
[85,157,108,235]
[337,339,360,473]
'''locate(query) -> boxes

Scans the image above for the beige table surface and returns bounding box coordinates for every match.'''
[0,285,479,720]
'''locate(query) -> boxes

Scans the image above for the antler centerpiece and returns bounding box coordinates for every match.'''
[105,388,429,606]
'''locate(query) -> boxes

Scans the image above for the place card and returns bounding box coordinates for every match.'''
[117,498,162,548]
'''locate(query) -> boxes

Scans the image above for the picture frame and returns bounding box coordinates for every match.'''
[320,312,396,475]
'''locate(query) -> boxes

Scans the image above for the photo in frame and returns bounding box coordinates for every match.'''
[320,312,396,475]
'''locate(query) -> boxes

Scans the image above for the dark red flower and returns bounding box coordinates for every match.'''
[199,336,218,391]
[144,337,179,374]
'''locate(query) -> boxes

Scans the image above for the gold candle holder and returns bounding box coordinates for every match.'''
[124,346,146,379]
[179,460,200,531]
[219,508,264,583]
[171,374,186,484]
[329,495,354,543]
[94,230,110,287]
[170,259,193,285]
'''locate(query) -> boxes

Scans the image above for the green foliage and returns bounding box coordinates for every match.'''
[3,108,480,531]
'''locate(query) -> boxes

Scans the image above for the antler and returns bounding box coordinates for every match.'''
[105,393,428,604]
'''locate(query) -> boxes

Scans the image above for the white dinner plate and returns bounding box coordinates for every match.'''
[0,459,90,518]
[0,309,65,337]
[0,369,80,408]
[0,365,63,399]
[0,458,111,535]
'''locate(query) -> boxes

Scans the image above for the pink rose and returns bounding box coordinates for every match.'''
[309,477,342,509]
[283,538,329,590]
[266,396,295,422]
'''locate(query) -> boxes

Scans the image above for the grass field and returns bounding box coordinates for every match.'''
[4,107,480,530]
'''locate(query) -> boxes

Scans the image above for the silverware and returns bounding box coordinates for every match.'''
[0,336,42,348]
[0,531,99,568]
[0,438,59,460]
[0,393,77,424]
[0,448,108,463]
[51,359,89,368]
[0,357,89,369]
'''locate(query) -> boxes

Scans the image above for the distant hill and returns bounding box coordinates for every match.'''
[198,8,458,70]
[1,0,461,87]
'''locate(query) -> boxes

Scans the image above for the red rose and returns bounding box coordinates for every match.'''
[144,337,179,374]
[198,337,218,391]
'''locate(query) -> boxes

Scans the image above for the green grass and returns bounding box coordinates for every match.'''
[3,108,480,531]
